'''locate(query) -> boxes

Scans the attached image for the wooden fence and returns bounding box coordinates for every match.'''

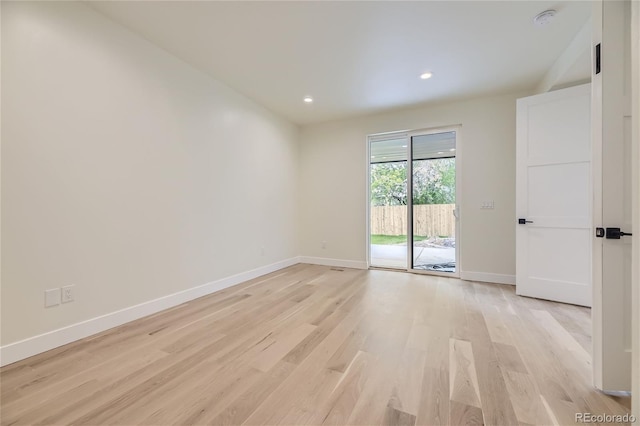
[370,204,455,237]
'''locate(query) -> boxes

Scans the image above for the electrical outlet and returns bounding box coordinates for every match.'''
[321,241,327,249]
[61,285,74,303]
[45,288,61,307]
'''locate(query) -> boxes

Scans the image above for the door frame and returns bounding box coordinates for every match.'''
[592,0,633,393]
[407,125,462,278]
[631,0,639,416]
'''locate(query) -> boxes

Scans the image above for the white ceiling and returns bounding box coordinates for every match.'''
[89,1,592,125]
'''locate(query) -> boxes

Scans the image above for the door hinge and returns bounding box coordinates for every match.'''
[595,43,601,74]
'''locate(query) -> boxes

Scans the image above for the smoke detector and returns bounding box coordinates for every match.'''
[533,10,557,26]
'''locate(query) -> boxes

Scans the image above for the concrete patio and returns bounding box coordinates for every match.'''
[370,243,455,270]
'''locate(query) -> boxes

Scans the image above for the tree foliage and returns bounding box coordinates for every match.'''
[370,159,455,206]
[370,162,408,206]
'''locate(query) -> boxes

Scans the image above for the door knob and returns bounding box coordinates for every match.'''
[605,227,632,239]
[518,218,533,224]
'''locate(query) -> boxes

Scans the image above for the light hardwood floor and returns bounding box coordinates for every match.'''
[0,264,631,425]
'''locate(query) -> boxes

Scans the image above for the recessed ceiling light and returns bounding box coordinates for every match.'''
[437,152,444,154]
[303,96,313,103]
[371,156,376,158]
[450,148,456,151]
[533,10,556,26]
[402,145,407,148]
[420,72,433,80]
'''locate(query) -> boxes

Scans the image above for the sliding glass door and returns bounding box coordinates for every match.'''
[368,128,459,276]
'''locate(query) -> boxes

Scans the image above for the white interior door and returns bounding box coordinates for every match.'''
[516,84,592,307]
[592,0,632,393]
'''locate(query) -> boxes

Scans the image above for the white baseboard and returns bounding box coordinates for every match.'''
[460,271,516,285]
[298,256,368,270]
[0,257,300,367]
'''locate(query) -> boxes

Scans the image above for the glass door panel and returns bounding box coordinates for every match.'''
[369,135,408,269]
[410,131,457,274]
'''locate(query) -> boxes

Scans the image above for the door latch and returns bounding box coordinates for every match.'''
[518,218,533,224]
[595,227,605,238]
[605,227,633,239]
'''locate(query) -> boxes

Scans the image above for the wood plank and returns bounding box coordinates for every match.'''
[250,322,317,373]
[416,367,449,426]
[209,361,296,426]
[383,405,417,426]
[492,342,529,374]
[502,370,552,425]
[319,350,376,425]
[388,349,427,416]
[449,400,484,425]
[465,307,519,425]
[449,338,482,408]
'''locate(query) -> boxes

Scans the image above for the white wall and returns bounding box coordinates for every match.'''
[298,92,528,281]
[1,2,298,347]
